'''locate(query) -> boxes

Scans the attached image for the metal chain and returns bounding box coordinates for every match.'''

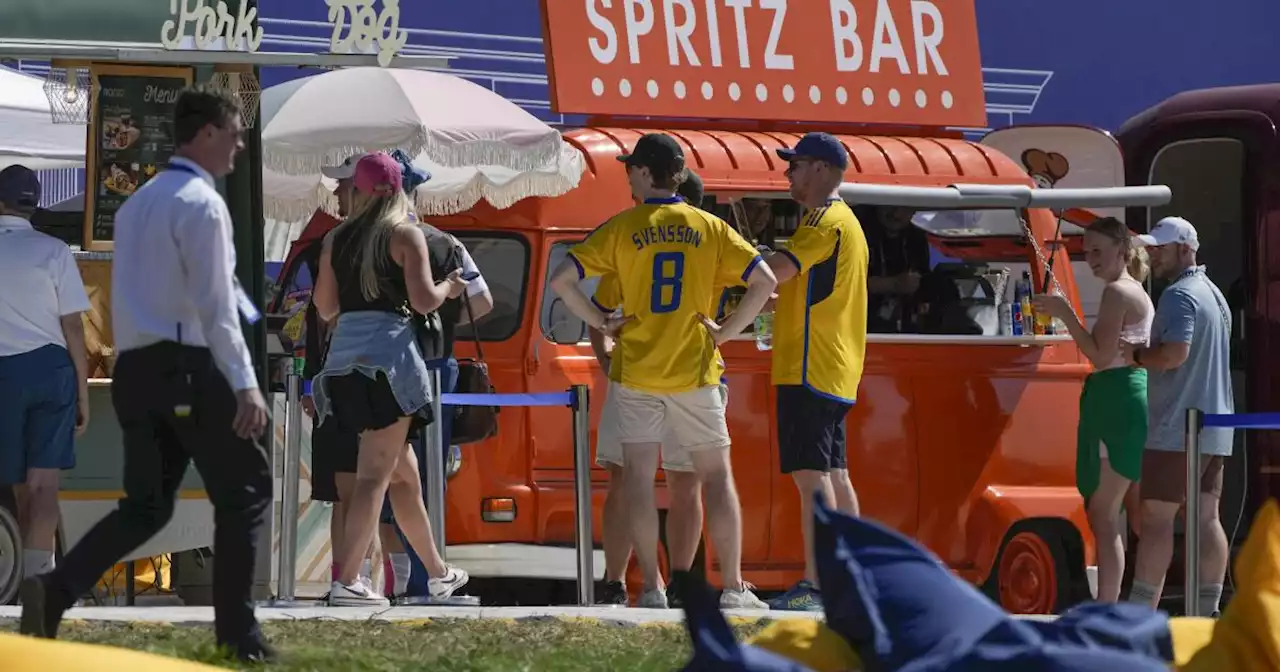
[1016,211,1067,298]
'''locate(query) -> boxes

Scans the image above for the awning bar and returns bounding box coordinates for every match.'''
[839,183,1173,210]
[0,39,452,69]
[1022,186,1172,209]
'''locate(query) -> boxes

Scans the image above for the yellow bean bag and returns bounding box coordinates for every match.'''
[1173,498,1280,671]
[0,632,222,671]
[748,619,863,672]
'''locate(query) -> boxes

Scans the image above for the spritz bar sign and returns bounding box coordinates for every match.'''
[540,0,987,128]
[161,0,408,66]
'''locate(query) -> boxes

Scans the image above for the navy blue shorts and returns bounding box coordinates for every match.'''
[380,357,458,525]
[0,345,78,485]
[776,385,853,474]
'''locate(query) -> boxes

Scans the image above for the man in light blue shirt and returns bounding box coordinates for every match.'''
[1124,216,1233,616]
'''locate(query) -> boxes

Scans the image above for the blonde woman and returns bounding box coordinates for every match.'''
[311,153,469,606]
[1033,216,1153,602]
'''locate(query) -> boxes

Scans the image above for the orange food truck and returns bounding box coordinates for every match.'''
[267,0,1173,613]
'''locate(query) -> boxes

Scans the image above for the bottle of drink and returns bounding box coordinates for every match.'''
[754,313,773,351]
[1018,272,1034,335]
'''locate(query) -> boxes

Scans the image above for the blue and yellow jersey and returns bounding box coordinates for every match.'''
[593,274,737,385]
[771,198,869,403]
[569,197,761,393]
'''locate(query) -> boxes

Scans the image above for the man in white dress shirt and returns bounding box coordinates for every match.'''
[0,165,91,583]
[20,85,273,663]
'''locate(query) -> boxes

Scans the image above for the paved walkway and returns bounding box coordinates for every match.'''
[0,604,1057,625]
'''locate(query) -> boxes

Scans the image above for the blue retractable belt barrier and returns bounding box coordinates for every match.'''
[440,392,573,407]
[1202,412,1280,430]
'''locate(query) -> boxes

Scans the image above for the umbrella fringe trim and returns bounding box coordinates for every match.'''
[262,127,434,177]
[412,170,581,216]
[264,131,566,177]
[263,184,340,223]
[416,134,564,174]
[263,170,580,222]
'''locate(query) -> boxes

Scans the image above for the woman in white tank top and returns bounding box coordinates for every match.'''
[1033,217,1154,602]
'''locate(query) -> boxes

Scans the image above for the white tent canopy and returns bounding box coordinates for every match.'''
[0,66,86,171]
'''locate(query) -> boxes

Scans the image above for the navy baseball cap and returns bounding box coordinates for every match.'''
[678,170,704,204]
[618,133,684,170]
[0,165,41,208]
[776,133,849,171]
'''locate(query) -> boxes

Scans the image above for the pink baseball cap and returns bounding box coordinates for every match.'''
[353,152,403,196]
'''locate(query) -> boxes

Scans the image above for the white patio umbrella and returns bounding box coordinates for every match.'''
[262,67,568,176]
[259,72,585,222]
[0,66,87,171]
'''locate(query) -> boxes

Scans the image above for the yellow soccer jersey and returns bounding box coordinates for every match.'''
[569,197,761,393]
[771,198,869,403]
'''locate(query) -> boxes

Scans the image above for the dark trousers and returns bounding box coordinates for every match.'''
[48,342,271,645]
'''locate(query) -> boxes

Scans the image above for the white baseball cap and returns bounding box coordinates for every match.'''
[1136,216,1200,251]
[320,153,374,180]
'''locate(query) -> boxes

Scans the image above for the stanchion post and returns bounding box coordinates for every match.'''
[424,367,447,558]
[277,357,304,601]
[1184,407,1203,617]
[570,385,594,606]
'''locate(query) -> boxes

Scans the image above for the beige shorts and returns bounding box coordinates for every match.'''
[596,382,729,472]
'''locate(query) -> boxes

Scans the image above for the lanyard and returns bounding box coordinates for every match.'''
[1169,266,1230,331]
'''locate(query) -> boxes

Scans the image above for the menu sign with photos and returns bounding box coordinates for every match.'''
[84,65,193,249]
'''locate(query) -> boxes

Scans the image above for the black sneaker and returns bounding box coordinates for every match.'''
[666,584,684,608]
[19,575,66,639]
[597,580,628,606]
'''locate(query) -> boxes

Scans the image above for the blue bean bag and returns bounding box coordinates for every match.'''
[811,493,1173,671]
[676,570,819,671]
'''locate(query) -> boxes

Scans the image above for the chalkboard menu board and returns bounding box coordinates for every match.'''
[83,65,193,249]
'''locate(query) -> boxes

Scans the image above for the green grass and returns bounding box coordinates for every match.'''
[0,617,772,671]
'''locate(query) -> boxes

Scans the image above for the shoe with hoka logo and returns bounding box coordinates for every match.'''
[766,580,824,612]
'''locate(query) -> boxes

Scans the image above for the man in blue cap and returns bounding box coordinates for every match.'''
[0,164,91,586]
[760,133,869,611]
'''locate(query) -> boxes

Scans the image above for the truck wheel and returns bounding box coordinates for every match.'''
[0,505,20,605]
[983,523,1077,615]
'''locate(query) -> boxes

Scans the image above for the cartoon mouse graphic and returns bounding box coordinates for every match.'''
[1021,148,1070,188]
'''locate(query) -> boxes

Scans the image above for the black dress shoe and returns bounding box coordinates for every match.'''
[225,636,277,664]
[18,575,66,639]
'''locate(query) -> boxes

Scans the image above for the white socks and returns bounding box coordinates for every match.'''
[23,550,54,579]
[389,553,411,597]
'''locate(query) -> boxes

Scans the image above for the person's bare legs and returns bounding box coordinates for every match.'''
[385,444,449,578]
[622,441,663,593]
[689,448,744,589]
[1129,498,1180,607]
[1087,458,1132,602]
[602,463,632,583]
[790,470,836,586]
[1196,490,1229,615]
[665,470,703,572]
[828,468,860,518]
[329,473,356,581]
[16,469,61,577]
[336,418,410,587]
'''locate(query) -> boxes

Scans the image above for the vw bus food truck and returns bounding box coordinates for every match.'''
[265,0,1175,613]
[422,0,1180,614]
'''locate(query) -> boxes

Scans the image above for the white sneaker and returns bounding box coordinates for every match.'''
[720,585,768,610]
[428,565,470,600]
[328,580,390,607]
[637,588,669,609]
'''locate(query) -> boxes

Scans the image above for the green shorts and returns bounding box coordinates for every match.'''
[1077,367,1148,500]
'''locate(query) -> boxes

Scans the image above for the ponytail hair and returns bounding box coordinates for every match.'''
[1088,216,1149,283]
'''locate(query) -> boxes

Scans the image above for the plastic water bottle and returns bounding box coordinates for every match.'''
[754,313,773,351]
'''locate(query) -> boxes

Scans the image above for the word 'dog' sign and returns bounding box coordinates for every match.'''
[540,0,986,128]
